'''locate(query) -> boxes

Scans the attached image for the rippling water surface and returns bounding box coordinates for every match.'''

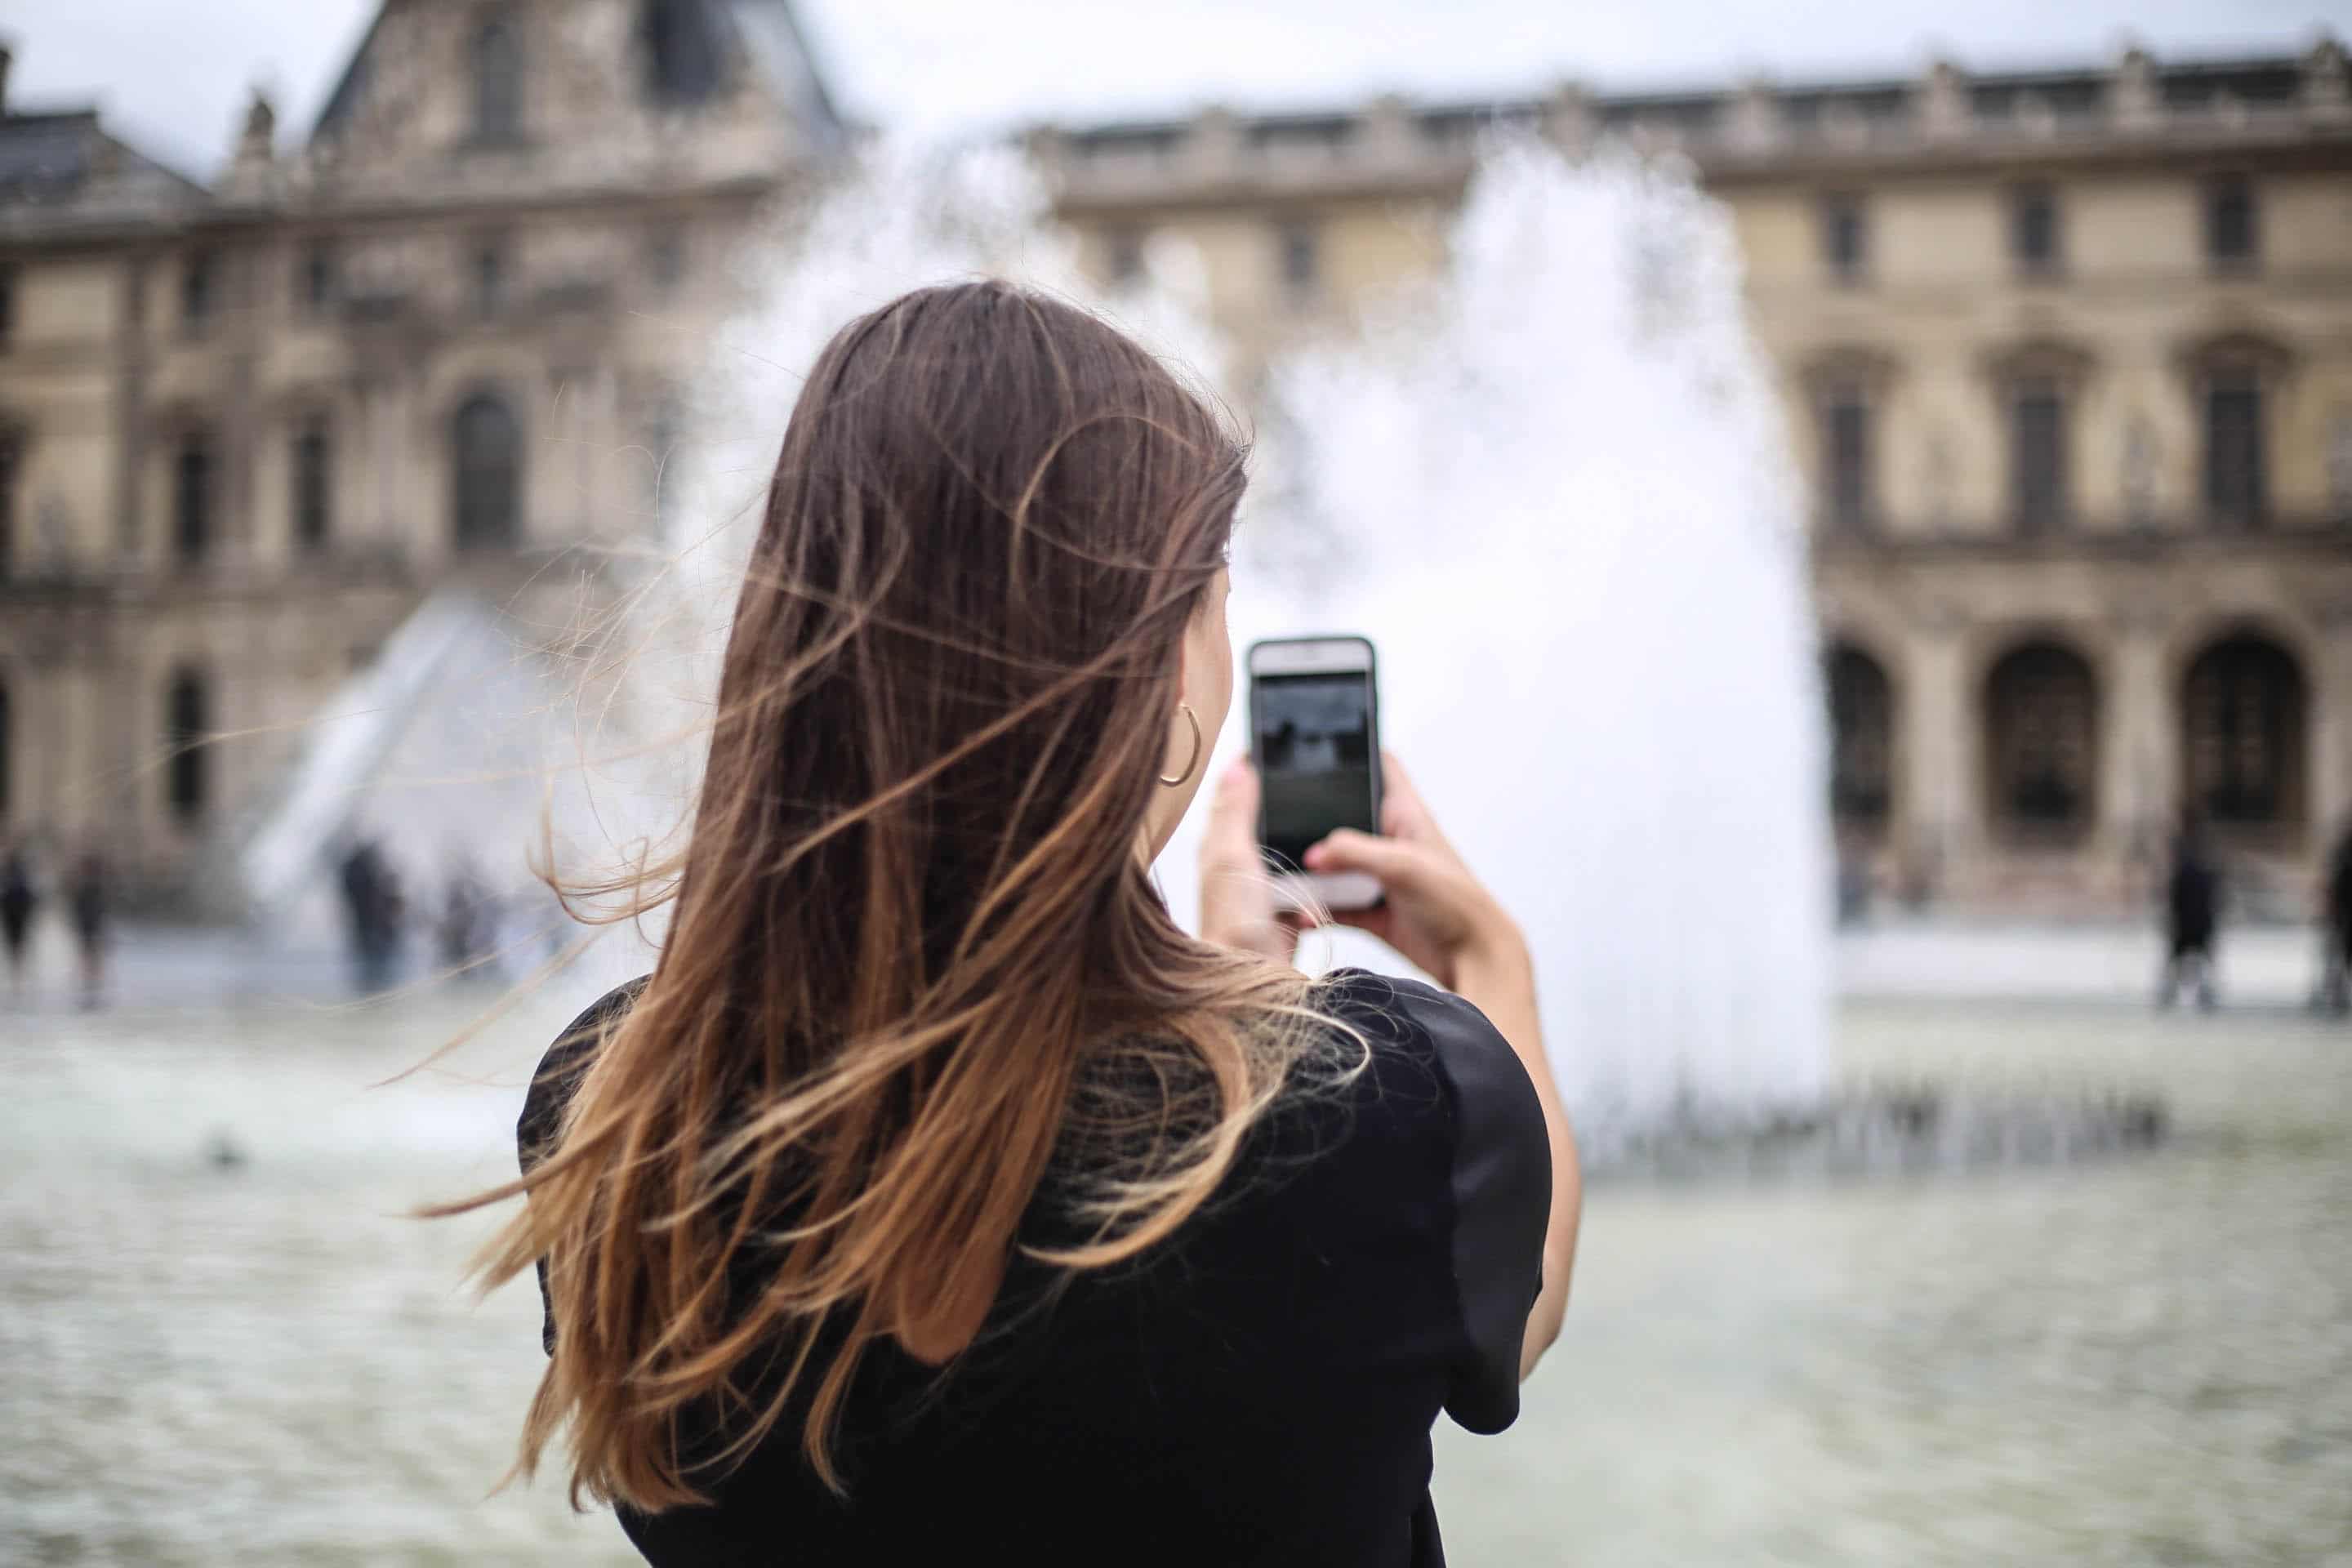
[5,991,2348,1566]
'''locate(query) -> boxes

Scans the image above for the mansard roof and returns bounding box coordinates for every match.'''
[0,105,207,238]
[310,0,844,148]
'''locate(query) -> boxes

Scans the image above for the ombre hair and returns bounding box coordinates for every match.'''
[439,282,1338,1508]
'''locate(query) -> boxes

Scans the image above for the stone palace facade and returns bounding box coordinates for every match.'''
[0,1,841,906]
[1035,41,2352,915]
[4,15,2350,918]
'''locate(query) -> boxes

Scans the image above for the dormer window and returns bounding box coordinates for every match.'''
[642,0,725,105]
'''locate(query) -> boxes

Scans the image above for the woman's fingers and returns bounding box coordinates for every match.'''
[1379,753,1459,858]
[1379,754,1440,840]
[1305,827,1425,889]
[1200,757,1260,868]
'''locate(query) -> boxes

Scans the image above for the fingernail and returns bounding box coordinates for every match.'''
[1303,845,1324,869]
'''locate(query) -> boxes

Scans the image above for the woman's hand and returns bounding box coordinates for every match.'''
[1196,758,1299,963]
[1302,755,1527,991]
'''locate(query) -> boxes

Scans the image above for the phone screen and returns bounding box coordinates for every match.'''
[1253,670,1379,869]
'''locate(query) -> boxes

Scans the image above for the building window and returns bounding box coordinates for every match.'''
[166,666,211,825]
[2010,184,2060,276]
[2009,376,2068,534]
[2204,175,2256,271]
[641,0,724,105]
[472,241,508,316]
[292,418,332,553]
[1820,194,1867,284]
[472,16,524,144]
[1984,641,2099,840]
[1826,643,1894,834]
[1276,222,1321,305]
[0,434,17,580]
[646,394,687,513]
[646,230,685,294]
[181,250,218,335]
[175,433,214,564]
[1105,227,1147,288]
[1820,384,1872,533]
[453,393,522,550]
[2204,371,2266,528]
[301,242,340,314]
[2183,634,2305,830]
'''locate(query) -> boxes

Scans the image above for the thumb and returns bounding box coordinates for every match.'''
[1303,828,1423,887]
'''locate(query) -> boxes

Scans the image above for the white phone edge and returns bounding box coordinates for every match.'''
[1272,870,1383,914]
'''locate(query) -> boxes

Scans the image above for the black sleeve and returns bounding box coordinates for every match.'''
[519,978,648,1354]
[1386,978,1552,1434]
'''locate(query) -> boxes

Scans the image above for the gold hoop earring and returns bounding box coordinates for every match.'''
[1159,703,1204,788]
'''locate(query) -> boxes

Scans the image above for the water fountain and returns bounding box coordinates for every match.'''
[238,135,1829,1124]
[1162,143,1836,1147]
[230,132,2164,1167]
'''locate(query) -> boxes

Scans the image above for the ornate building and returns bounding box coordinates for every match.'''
[1036,41,2352,914]
[0,2,840,906]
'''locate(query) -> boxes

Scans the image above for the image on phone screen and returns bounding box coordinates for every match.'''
[1254,672,1378,870]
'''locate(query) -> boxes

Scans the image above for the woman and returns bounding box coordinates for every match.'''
[450,282,1579,1566]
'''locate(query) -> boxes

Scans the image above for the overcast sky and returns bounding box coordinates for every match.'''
[7,0,2348,177]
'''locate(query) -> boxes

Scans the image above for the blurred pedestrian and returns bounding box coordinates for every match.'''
[67,849,109,1010]
[2,842,38,998]
[2321,826,2352,1016]
[2158,816,2221,1011]
[338,839,404,994]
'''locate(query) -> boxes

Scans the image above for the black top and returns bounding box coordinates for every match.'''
[519,969,1551,1568]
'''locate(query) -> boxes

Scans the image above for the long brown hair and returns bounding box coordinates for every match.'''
[440,282,1332,1508]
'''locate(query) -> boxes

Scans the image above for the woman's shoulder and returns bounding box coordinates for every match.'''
[1308,967,1532,1110]
[1299,969,1551,1434]
[518,976,649,1173]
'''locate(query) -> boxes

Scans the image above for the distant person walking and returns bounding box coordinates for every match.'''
[338,839,405,993]
[2,844,38,997]
[67,850,109,1010]
[2159,817,2221,1011]
[2321,827,2352,1016]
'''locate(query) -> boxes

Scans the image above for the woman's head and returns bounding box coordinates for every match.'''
[710,280,1242,901]
[452,283,1319,1510]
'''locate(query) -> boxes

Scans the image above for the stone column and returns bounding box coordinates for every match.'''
[224,349,259,568]
[372,377,410,564]
[1899,616,1976,902]
[2101,613,2176,901]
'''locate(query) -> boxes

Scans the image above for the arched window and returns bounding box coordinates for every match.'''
[1826,643,1894,835]
[166,666,210,825]
[452,394,522,550]
[642,0,724,104]
[1984,640,2099,840]
[2183,633,2306,828]
[175,431,214,564]
[472,16,523,144]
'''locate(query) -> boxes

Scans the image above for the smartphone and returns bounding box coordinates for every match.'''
[1247,635,1383,911]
